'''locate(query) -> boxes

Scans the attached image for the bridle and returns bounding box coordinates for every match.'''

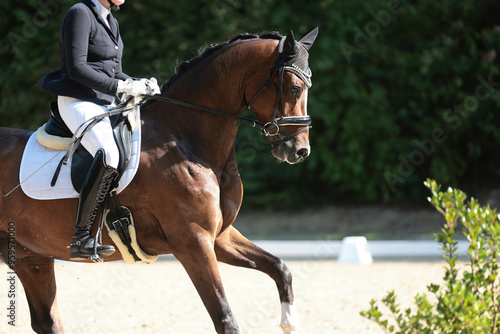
[145,54,312,147]
[246,62,312,146]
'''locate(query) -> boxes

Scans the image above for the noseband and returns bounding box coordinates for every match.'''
[246,63,312,146]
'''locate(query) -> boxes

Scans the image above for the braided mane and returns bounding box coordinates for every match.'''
[160,32,283,94]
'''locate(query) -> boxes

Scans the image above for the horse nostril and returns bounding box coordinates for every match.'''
[297,148,309,158]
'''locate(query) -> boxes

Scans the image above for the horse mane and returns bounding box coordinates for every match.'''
[160,31,283,94]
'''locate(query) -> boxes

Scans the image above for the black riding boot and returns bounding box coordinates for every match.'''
[69,149,118,261]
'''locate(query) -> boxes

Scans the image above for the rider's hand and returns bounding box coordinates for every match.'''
[139,77,161,95]
[117,78,148,97]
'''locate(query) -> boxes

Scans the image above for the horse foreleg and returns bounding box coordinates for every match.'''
[215,227,299,334]
[11,253,63,334]
[0,233,62,333]
[173,232,240,334]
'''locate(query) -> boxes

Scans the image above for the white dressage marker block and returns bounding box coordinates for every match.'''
[338,236,373,265]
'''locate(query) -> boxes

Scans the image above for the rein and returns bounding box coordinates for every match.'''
[145,64,312,147]
[145,95,263,129]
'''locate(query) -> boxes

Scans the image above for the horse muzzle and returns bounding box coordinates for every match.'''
[272,138,310,164]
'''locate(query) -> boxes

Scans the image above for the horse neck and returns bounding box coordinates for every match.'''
[143,39,279,167]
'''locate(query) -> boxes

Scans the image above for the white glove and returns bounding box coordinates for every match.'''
[117,78,148,97]
[139,77,161,95]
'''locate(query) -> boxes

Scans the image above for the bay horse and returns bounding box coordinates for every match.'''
[0,28,318,334]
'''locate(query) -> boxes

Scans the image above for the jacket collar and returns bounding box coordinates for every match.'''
[82,0,118,44]
[91,0,111,25]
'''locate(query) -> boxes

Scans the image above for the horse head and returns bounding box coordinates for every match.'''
[246,27,318,164]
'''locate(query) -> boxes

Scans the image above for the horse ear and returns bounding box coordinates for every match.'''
[283,30,299,56]
[299,27,319,51]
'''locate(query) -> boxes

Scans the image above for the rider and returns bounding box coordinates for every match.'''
[37,0,159,261]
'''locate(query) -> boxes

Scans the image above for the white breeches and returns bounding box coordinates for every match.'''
[57,96,120,168]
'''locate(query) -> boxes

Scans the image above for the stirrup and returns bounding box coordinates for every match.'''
[68,234,115,262]
[68,242,102,262]
[90,254,103,263]
[69,244,108,262]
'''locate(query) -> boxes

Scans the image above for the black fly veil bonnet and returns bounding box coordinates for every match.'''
[275,27,318,88]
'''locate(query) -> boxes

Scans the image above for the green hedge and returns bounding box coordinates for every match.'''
[3,0,500,208]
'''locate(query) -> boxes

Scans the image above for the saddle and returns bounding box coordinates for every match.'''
[38,101,133,193]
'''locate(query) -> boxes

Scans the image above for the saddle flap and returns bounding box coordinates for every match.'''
[70,116,133,193]
[111,115,133,174]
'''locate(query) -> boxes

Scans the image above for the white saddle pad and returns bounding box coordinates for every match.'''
[19,115,141,200]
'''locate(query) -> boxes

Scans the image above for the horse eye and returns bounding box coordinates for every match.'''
[290,86,302,96]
